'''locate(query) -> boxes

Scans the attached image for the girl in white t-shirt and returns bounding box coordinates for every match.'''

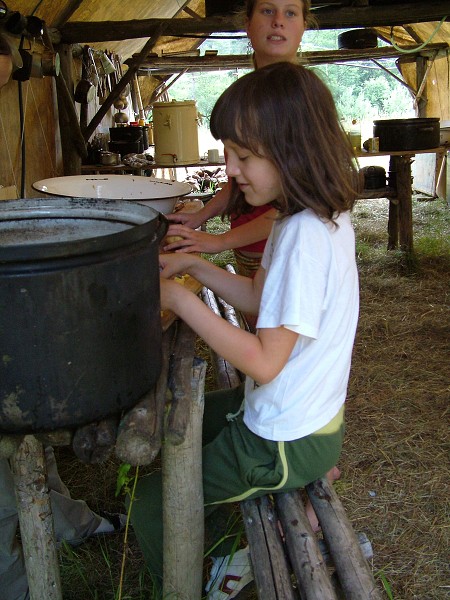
[131,62,359,597]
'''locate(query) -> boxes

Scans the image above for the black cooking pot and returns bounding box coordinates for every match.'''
[373,118,440,152]
[360,165,386,190]
[338,28,378,50]
[0,198,168,433]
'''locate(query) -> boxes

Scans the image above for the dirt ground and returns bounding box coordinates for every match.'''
[54,196,449,599]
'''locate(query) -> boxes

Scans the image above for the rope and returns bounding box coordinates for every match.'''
[390,17,448,54]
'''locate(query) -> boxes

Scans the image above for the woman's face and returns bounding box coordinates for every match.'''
[224,140,282,207]
[246,0,306,67]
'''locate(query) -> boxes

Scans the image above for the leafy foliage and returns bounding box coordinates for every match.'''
[169,29,414,129]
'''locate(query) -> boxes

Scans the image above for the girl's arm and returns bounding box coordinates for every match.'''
[159,252,263,315]
[163,207,276,253]
[165,183,231,229]
[161,278,298,384]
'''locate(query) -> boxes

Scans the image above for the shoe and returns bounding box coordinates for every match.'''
[205,547,253,599]
[96,510,127,534]
[58,511,127,548]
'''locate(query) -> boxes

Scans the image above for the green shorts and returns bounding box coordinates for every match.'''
[202,383,345,506]
[129,383,345,581]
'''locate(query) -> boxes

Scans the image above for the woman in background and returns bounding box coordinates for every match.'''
[164,0,313,283]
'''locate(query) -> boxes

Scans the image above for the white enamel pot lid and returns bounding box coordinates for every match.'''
[32,175,192,200]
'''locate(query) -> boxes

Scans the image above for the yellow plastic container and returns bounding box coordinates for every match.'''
[153,100,200,165]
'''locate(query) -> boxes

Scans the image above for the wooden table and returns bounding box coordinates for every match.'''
[356,147,445,253]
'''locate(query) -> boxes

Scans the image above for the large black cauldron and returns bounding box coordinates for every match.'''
[0,197,168,433]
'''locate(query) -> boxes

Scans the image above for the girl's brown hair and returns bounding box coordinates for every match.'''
[210,62,358,222]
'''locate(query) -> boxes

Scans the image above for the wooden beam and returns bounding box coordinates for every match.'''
[58,16,240,44]
[51,0,84,29]
[58,4,449,44]
[124,43,448,75]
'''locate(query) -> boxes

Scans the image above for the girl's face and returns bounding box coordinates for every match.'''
[224,140,282,207]
[246,0,306,67]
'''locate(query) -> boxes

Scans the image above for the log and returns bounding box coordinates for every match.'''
[162,355,206,600]
[165,320,197,445]
[306,478,383,600]
[241,496,297,600]
[318,532,373,568]
[72,416,118,464]
[10,435,62,600]
[115,329,173,466]
[58,4,450,43]
[275,491,338,600]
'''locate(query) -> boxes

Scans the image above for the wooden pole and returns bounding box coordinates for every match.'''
[162,323,206,600]
[10,435,63,600]
[395,155,414,254]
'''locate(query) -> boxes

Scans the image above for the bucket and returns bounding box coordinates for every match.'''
[153,100,200,165]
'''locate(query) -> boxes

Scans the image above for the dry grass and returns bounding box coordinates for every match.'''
[55,196,449,599]
[340,197,450,600]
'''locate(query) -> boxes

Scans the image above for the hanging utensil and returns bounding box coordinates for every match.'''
[74,46,96,104]
[99,51,115,76]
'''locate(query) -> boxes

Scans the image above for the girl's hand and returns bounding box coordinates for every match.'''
[160,276,189,312]
[165,211,205,229]
[163,225,226,253]
[159,252,199,280]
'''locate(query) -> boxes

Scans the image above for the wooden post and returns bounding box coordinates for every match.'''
[387,157,399,250]
[10,435,63,600]
[162,324,206,600]
[395,155,414,254]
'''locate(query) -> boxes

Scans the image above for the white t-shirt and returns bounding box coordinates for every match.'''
[243,209,359,441]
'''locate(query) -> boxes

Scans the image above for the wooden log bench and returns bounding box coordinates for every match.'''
[201,267,383,600]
